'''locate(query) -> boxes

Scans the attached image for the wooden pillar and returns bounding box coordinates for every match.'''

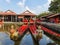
[11,16,12,22]
[59,16,60,23]
[12,16,13,22]
[3,16,4,31]
[2,16,4,22]
[23,16,24,21]
[16,15,17,22]
[58,16,59,23]
[31,16,32,19]
[55,17,58,23]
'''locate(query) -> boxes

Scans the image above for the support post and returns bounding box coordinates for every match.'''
[3,16,4,31]
[11,15,12,22]
[16,15,17,22]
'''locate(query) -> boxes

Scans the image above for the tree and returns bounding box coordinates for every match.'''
[49,0,60,13]
[37,12,50,18]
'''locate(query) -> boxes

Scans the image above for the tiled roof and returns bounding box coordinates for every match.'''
[40,13,57,18]
[0,10,16,15]
[19,10,36,16]
[0,12,4,15]
[47,13,60,18]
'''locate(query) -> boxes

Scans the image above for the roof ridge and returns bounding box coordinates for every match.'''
[5,10,15,13]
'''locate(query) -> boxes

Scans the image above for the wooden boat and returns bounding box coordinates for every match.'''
[9,24,43,41]
[36,29,43,41]
[39,22,60,40]
[9,19,43,41]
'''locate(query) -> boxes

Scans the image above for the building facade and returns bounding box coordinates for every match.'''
[40,13,60,23]
[0,10,36,22]
[47,13,60,23]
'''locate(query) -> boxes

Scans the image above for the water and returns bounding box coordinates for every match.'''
[0,32,59,45]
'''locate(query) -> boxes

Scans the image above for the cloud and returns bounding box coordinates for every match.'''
[45,0,52,7]
[5,0,10,3]
[17,0,26,7]
[31,6,44,14]
[26,6,29,10]
[25,6,35,14]
[30,0,52,14]
[17,0,52,14]
[48,0,52,4]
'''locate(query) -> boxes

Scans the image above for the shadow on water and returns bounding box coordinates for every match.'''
[14,29,59,45]
[14,28,39,45]
[0,32,59,45]
[44,32,60,45]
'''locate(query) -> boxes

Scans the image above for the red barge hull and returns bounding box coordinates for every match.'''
[41,25,60,39]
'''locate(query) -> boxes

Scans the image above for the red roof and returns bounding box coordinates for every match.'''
[40,13,55,18]
[47,13,60,18]
[0,12,4,15]
[0,10,36,16]
[19,10,36,16]
[0,10,16,15]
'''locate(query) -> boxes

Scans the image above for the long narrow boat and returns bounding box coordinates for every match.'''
[10,18,43,41]
[9,23,43,42]
[38,22,60,40]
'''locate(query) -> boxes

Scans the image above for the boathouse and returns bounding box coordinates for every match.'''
[18,10,36,22]
[40,13,60,23]
[47,13,60,23]
[0,10,36,22]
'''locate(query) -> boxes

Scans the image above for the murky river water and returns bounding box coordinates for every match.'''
[0,32,59,45]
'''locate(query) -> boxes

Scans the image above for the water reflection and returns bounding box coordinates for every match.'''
[20,34,34,45]
[39,34,54,45]
[0,32,14,45]
[0,32,59,45]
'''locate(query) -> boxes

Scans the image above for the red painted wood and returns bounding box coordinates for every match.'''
[29,25,37,34]
[18,25,28,35]
[55,17,59,23]
[41,26,60,37]
[18,24,37,35]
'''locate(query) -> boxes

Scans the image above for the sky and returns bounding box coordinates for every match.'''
[0,0,52,14]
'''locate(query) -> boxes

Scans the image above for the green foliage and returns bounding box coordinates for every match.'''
[49,0,60,13]
[37,12,50,18]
